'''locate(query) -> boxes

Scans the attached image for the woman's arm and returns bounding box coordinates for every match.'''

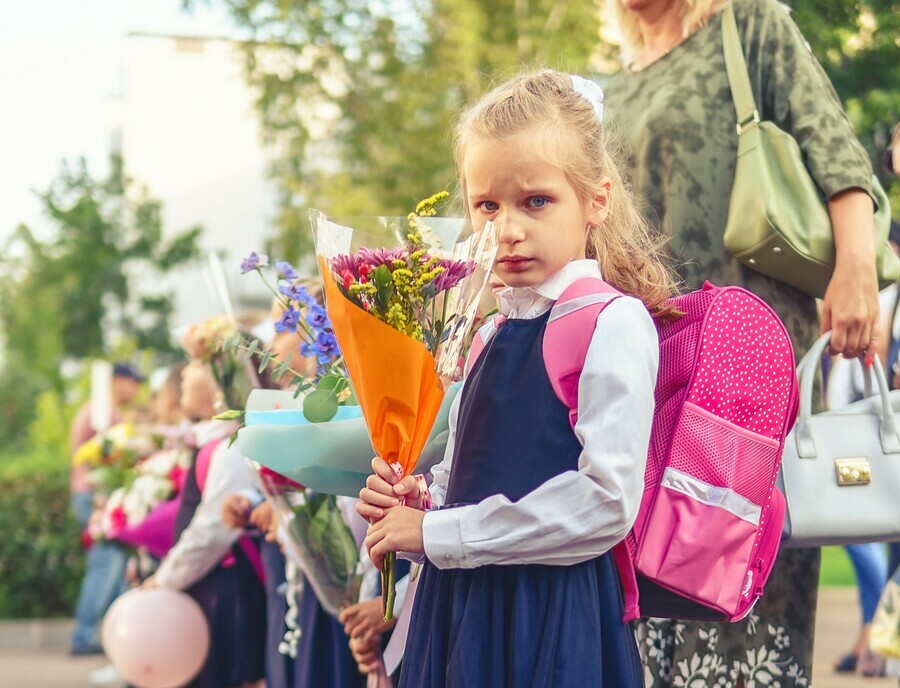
[747,0,880,357]
[822,190,879,357]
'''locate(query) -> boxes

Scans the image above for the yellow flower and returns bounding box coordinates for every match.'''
[74,439,103,466]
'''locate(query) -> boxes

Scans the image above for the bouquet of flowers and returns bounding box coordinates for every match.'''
[88,445,193,557]
[74,422,162,495]
[182,315,260,412]
[311,191,500,618]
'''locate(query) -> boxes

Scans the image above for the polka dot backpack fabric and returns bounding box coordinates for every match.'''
[536,278,799,623]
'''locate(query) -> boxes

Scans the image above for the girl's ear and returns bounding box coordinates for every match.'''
[586,177,612,227]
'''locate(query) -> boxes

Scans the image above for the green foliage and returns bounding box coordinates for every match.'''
[0,447,84,618]
[186,0,603,261]
[790,0,899,195]
[0,155,202,447]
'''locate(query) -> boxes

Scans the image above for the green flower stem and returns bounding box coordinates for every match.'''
[382,551,397,621]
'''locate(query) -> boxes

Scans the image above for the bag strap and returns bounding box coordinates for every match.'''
[543,277,622,429]
[721,1,760,134]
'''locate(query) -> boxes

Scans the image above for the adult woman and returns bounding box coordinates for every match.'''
[605,0,882,684]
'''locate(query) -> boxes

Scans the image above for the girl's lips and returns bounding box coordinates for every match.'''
[498,257,533,272]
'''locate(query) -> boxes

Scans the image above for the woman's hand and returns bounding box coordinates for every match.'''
[821,259,879,358]
[822,190,880,358]
[357,457,425,523]
[339,599,397,643]
[365,506,425,569]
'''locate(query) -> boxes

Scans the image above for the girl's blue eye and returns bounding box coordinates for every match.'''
[479,200,499,212]
[527,196,548,208]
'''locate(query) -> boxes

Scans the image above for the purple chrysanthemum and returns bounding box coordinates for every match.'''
[355,247,407,269]
[432,259,476,292]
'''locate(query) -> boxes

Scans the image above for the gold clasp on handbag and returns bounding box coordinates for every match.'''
[835,458,872,486]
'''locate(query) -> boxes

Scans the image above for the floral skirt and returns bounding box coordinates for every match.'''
[636,547,819,687]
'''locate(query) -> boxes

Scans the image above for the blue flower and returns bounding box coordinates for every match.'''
[315,331,339,357]
[300,342,316,358]
[275,306,300,333]
[279,283,315,306]
[276,261,299,280]
[240,251,269,274]
[306,304,329,329]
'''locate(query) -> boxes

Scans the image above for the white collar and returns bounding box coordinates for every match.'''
[497,260,603,320]
[192,419,237,447]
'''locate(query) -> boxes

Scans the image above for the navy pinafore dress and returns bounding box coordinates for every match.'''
[172,445,267,688]
[399,312,643,688]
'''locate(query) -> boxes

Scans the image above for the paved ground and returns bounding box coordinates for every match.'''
[0,588,896,687]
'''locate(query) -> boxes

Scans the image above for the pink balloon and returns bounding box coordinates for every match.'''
[102,587,210,688]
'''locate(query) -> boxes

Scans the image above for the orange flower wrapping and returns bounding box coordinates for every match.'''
[320,258,445,476]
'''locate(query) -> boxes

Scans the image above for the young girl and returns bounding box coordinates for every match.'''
[358,70,678,687]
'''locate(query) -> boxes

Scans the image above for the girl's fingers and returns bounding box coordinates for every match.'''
[371,456,398,483]
[355,502,385,521]
[393,475,419,498]
[359,486,400,508]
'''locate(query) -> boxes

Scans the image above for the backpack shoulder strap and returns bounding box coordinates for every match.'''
[465,313,507,376]
[544,276,639,621]
[543,277,623,429]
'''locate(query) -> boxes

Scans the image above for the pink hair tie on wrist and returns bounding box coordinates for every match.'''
[413,474,432,510]
[389,463,431,509]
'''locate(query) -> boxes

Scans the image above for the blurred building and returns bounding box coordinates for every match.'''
[117,33,278,331]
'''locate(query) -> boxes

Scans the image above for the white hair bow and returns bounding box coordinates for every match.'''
[570,75,604,123]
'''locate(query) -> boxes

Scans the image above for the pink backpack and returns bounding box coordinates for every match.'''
[469,278,798,622]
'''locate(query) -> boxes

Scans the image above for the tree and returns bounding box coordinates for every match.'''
[789,0,899,199]
[0,156,202,445]
[187,0,605,260]
[191,0,897,246]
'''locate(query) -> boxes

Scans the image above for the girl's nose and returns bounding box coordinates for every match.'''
[497,210,525,244]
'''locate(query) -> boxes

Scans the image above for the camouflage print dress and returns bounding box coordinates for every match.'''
[606,0,876,685]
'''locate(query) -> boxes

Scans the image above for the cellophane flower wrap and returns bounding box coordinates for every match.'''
[255,463,362,619]
[311,192,500,618]
[225,255,362,618]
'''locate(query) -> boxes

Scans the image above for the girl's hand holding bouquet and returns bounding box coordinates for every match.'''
[359,457,426,569]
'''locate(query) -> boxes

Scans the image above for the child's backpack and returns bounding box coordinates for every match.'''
[468,278,798,622]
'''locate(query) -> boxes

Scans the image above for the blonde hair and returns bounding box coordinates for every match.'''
[454,69,680,316]
[610,0,725,67]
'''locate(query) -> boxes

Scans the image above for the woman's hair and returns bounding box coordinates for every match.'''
[454,69,680,315]
[610,0,725,66]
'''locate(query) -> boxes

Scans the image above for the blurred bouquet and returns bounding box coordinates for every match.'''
[182,315,259,412]
[73,422,161,495]
[88,446,193,547]
[311,191,499,618]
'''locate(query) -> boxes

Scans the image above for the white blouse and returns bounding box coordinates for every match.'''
[421,260,659,569]
[155,420,258,589]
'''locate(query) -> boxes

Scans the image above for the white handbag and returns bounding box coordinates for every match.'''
[780,332,900,547]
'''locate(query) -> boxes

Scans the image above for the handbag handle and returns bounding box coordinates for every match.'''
[796,345,875,401]
[795,332,900,457]
[721,2,760,134]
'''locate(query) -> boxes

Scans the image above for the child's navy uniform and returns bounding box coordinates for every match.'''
[400,304,644,688]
